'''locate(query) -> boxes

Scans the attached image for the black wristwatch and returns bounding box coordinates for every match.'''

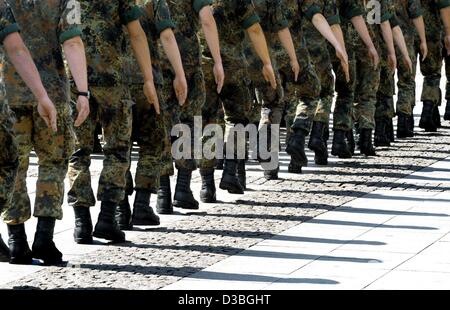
[77,90,91,99]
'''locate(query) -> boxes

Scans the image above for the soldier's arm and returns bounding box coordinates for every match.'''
[440,5,450,55]
[126,20,160,113]
[245,23,277,89]
[350,15,379,68]
[330,24,350,82]
[276,27,299,81]
[199,6,224,93]
[380,20,397,71]
[63,36,89,127]
[412,16,427,60]
[311,13,349,80]
[160,28,188,105]
[3,32,57,131]
[392,25,412,73]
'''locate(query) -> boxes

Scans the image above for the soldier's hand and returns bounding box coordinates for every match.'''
[387,53,397,72]
[262,63,277,89]
[336,47,350,83]
[420,40,428,61]
[37,96,57,132]
[368,47,380,69]
[143,80,160,115]
[403,55,413,75]
[213,62,225,94]
[74,96,90,127]
[173,74,188,106]
[291,60,300,82]
[445,35,450,56]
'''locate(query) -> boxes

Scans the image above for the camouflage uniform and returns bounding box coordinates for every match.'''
[157,0,212,177]
[2,0,81,225]
[419,0,449,107]
[122,0,175,192]
[306,0,341,125]
[353,0,393,131]
[0,2,19,216]
[330,0,365,132]
[394,0,422,117]
[68,0,142,208]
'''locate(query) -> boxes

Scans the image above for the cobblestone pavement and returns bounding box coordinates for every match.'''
[2,115,450,289]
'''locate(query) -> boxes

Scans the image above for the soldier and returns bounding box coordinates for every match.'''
[445,38,450,120]
[418,0,450,132]
[280,0,349,172]
[155,0,224,213]
[2,0,88,265]
[330,0,380,159]
[243,0,300,181]
[116,0,188,230]
[197,0,277,200]
[306,0,348,165]
[0,0,58,263]
[68,0,160,244]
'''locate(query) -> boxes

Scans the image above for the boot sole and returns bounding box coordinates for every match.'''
[74,237,94,245]
[93,231,126,243]
[131,220,160,226]
[219,181,244,194]
[173,200,199,210]
[156,208,174,215]
[9,256,33,265]
[200,196,217,203]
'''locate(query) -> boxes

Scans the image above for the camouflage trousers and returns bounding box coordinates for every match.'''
[420,29,443,106]
[129,83,167,191]
[330,23,357,131]
[283,37,321,135]
[375,52,396,119]
[3,103,75,225]
[68,86,132,208]
[395,32,418,116]
[304,24,335,125]
[353,36,381,130]
[444,41,450,101]
[0,101,18,216]
[159,68,206,176]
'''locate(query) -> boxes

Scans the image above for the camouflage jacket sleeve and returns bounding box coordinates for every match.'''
[120,0,144,25]
[58,0,82,44]
[154,0,176,35]
[0,0,19,44]
[236,0,261,30]
[389,12,400,28]
[192,0,213,14]
[407,0,422,19]
[380,0,394,23]
[436,0,450,9]
[268,0,289,32]
[324,0,340,25]
[339,0,365,21]
[300,0,322,21]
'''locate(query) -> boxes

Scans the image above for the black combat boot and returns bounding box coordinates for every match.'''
[331,130,352,158]
[132,189,160,225]
[397,112,410,139]
[387,118,395,142]
[264,165,279,180]
[237,160,247,190]
[359,129,376,156]
[419,101,437,132]
[220,159,244,194]
[115,197,132,230]
[444,100,450,121]
[73,206,93,244]
[308,121,328,165]
[323,123,330,142]
[156,175,173,214]
[173,168,199,210]
[288,159,303,174]
[200,168,216,203]
[286,129,308,167]
[433,106,442,128]
[346,129,356,155]
[32,217,63,265]
[374,117,390,146]
[93,202,126,242]
[7,224,32,265]
[0,234,10,263]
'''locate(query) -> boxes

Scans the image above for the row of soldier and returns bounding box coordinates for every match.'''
[0,0,449,266]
